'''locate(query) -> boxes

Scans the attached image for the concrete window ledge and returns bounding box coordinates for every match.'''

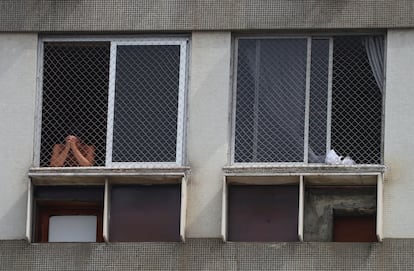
[223,164,386,177]
[28,167,190,185]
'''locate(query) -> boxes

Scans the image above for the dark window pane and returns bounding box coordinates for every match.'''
[40,42,110,167]
[331,36,383,164]
[227,185,299,242]
[109,184,181,242]
[112,45,180,162]
[309,39,329,163]
[235,39,307,162]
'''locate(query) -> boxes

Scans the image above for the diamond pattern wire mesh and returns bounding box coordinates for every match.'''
[234,36,383,164]
[308,39,329,163]
[331,36,383,164]
[112,45,180,162]
[40,42,110,167]
[235,39,307,163]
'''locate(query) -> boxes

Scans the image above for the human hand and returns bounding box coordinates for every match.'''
[66,135,80,148]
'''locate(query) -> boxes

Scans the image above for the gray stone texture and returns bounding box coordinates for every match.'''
[0,0,414,32]
[0,239,412,270]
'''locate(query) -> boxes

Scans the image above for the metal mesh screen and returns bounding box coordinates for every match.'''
[234,39,307,163]
[40,42,110,167]
[308,39,329,163]
[39,41,184,167]
[331,36,383,164]
[112,45,180,163]
[234,36,383,164]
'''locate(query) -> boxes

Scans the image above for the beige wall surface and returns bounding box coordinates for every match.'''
[0,34,37,239]
[186,32,232,237]
[383,29,414,238]
[1,30,414,240]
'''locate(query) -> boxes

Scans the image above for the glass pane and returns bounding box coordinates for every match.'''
[331,36,383,164]
[227,185,299,241]
[49,216,97,242]
[112,45,180,162]
[40,42,110,167]
[109,185,181,242]
[309,39,329,163]
[235,39,307,162]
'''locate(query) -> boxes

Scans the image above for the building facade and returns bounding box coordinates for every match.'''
[1,1,414,270]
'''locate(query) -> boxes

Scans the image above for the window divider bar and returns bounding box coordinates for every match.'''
[252,40,261,161]
[304,38,312,163]
[221,176,228,242]
[298,175,304,241]
[105,42,118,167]
[376,173,384,242]
[180,176,188,242]
[326,38,334,154]
[25,179,33,243]
[34,40,45,167]
[103,178,110,242]
[175,41,188,166]
[230,39,240,164]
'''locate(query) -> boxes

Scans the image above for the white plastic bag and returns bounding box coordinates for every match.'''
[325,149,356,165]
[325,149,343,165]
[341,156,355,165]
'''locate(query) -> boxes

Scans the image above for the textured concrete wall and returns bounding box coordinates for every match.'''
[1,0,414,32]
[383,29,414,238]
[0,239,413,271]
[186,32,231,237]
[0,34,37,239]
[304,187,376,241]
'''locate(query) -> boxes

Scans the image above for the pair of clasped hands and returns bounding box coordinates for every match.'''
[50,135,95,167]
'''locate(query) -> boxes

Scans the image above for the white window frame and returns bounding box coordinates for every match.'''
[34,36,189,168]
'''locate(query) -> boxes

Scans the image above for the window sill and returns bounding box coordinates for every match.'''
[28,167,190,185]
[224,164,386,176]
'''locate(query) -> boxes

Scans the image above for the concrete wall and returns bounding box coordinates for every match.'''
[0,34,37,239]
[2,239,414,271]
[1,30,414,241]
[1,0,414,32]
[383,29,414,238]
[304,187,376,241]
[186,32,232,237]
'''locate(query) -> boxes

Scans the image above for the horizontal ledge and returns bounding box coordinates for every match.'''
[28,167,190,184]
[223,164,386,176]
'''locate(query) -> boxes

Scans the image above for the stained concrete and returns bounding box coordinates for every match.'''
[304,186,377,241]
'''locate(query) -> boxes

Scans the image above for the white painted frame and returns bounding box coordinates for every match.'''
[180,176,188,242]
[25,179,33,242]
[106,40,188,168]
[221,175,228,241]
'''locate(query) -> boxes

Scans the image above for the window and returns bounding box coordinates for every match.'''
[30,181,187,243]
[33,186,104,243]
[233,36,384,164]
[37,38,188,168]
[227,184,299,242]
[221,172,383,242]
[109,184,182,242]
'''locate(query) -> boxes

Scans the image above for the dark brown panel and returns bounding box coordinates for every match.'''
[34,185,104,201]
[109,184,181,242]
[228,185,299,242]
[334,215,377,242]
